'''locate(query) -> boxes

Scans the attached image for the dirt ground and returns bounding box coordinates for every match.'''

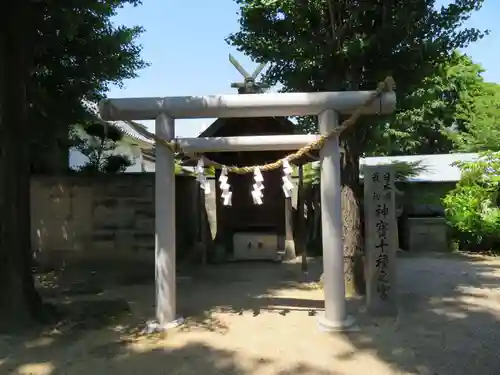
[1,253,500,375]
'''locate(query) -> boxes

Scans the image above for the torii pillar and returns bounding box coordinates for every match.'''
[99,81,396,332]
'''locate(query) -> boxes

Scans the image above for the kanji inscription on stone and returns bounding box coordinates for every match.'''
[364,165,397,315]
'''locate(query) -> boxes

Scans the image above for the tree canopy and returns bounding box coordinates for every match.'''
[228,0,486,156]
[368,50,500,156]
[227,0,487,295]
[30,0,148,174]
[449,81,500,152]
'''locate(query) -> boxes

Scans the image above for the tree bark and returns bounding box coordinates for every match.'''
[0,2,46,332]
[340,133,366,297]
[30,125,70,175]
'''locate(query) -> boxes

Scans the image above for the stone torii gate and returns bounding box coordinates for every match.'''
[99,76,396,332]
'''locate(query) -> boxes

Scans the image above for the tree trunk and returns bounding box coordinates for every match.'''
[340,135,366,297]
[0,2,46,332]
[31,124,70,175]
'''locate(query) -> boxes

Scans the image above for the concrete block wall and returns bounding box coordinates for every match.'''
[406,217,449,252]
[30,174,209,266]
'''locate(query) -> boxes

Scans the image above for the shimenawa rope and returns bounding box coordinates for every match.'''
[130,76,395,174]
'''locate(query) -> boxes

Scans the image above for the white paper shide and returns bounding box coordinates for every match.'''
[195,158,211,195]
[251,167,265,205]
[219,166,232,206]
[281,158,294,198]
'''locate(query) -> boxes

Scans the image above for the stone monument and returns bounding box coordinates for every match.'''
[364,165,398,315]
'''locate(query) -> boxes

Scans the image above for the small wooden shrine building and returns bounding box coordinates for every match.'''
[198,116,302,261]
[182,55,317,262]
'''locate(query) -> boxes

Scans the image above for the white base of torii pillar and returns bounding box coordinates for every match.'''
[99,89,396,332]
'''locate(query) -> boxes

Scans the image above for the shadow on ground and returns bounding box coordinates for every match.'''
[1,339,339,375]
[1,253,500,374]
[343,253,500,375]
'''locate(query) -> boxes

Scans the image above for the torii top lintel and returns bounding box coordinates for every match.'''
[99,90,396,121]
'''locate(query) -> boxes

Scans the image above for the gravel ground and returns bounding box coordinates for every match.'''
[1,253,500,375]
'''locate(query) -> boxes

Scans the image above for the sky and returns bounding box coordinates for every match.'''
[107,0,500,138]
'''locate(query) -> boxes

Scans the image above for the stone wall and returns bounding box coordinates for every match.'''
[30,174,213,267]
[396,182,455,251]
[30,175,457,266]
[406,217,449,252]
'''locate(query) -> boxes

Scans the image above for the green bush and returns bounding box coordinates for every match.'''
[442,152,500,251]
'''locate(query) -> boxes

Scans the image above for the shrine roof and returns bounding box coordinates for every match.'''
[199,116,295,137]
